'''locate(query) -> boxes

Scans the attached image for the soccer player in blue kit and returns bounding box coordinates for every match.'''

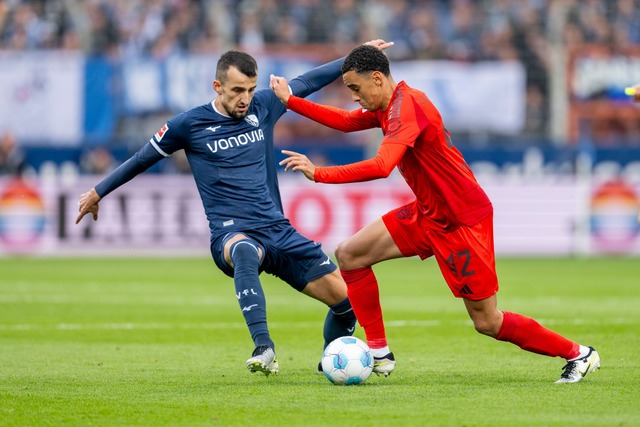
[76,39,393,376]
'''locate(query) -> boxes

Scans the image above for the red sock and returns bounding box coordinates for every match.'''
[496,311,580,359]
[341,267,387,349]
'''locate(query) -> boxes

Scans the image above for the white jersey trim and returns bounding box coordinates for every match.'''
[211,99,230,117]
[150,138,170,157]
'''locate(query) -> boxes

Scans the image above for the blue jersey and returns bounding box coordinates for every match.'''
[152,92,287,236]
[95,58,344,241]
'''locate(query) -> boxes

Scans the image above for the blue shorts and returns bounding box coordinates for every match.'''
[210,222,337,292]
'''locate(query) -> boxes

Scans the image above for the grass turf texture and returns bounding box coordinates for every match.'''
[1,257,638,427]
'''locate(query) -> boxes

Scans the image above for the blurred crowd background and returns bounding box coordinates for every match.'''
[1,0,640,176]
[2,0,639,59]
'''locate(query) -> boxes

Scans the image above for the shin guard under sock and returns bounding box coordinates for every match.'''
[496,311,579,359]
[230,239,274,350]
[340,267,387,349]
[323,297,357,348]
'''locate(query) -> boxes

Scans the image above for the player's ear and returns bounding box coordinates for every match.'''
[213,80,222,95]
[372,71,384,86]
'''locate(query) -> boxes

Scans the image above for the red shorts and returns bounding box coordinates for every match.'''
[382,202,498,300]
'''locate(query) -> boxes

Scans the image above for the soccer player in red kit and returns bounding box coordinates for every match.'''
[270,44,600,383]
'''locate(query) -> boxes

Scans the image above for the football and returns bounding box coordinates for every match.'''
[321,336,373,385]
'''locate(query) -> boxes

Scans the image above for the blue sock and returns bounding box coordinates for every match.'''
[323,298,357,349]
[230,239,274,350]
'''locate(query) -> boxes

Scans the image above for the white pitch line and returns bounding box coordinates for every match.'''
[0,295,227,305]
[0,318,638,331]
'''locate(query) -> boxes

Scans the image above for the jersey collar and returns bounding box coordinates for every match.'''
[211,99,231,118]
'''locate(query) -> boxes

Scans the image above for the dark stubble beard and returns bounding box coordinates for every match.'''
[229,110,247,120]
[218,98,248,120]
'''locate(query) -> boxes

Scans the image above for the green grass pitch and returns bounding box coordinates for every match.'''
[1,256,639,426]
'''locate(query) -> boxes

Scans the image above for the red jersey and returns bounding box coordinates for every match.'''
[286,81,492,230]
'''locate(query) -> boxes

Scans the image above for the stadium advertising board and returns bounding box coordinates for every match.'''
[1,175,638,257]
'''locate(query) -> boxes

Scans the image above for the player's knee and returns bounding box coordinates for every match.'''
[304,276,347,305]
[471,317,500,338]
[473,321,492,336]
[229,239,261,267]
[334,241,356,269]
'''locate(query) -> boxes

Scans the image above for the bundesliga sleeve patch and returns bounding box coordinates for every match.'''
[154,123,169,142]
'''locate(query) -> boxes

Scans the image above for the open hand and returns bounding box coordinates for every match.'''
[75,188,101,224]
[279,150,316,181]
[363,39,394,51]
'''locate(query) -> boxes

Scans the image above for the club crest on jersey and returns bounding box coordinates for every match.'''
[244,114,259,127]
[154,124,169,141]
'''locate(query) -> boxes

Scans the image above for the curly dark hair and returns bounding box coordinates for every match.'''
[341,45,390,76]
[216,51,258,82]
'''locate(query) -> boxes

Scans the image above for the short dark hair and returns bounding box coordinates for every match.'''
[216,51,258,82]
[341,45,390,76]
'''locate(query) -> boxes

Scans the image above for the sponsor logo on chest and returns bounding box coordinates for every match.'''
[206,115,264,153]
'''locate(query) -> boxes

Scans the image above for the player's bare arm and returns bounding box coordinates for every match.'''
[279,150,316,181]
[76,188,101,224]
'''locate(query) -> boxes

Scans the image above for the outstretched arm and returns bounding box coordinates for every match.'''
[75,143,164,224]
[272,39,392,132]
[279,142,407,183]
[290,95,380,132]
[286,57,345,100]
[271,74,379,132]
[285,39,393,100]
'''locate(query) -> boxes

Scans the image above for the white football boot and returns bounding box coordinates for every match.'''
[555,346,600,384]
[373,352,396,377]
[246,346,279,376]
